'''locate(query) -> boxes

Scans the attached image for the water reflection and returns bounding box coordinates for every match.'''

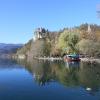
[79,62,100,95]
[0,59,22,69]
[17,59,100,95]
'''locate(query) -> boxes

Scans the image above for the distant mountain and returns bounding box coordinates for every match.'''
[0,43,23,54]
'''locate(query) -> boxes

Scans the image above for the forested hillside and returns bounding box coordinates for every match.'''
[16,24,100,59]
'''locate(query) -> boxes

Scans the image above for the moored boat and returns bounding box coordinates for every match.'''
[64,54,80,62]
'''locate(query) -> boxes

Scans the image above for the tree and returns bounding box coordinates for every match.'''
[30,38,51,58]
[58,30,69,50]
[79,23,88,39]
[77,39,100,57]
[67,32,79,53]
[58,30,79,55]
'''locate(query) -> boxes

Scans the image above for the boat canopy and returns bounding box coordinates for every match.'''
[66,54,79,58]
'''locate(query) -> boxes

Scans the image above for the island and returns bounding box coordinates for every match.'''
[14,24,100,63]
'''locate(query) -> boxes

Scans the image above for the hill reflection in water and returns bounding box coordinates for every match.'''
[17,59,100,95]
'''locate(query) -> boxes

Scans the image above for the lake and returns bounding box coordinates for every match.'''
[0,59,100,100]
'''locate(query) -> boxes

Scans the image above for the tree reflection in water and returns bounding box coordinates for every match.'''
[17,59,100,95]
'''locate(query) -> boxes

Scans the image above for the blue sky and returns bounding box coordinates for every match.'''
[0,0,100,43]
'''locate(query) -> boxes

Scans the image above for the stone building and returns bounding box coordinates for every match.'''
[33,27,48,41]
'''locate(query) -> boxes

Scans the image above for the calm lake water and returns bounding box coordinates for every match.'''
[0,59,100,100]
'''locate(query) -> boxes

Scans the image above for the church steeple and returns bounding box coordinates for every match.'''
[87,24,96,41]
[87,24,91,33]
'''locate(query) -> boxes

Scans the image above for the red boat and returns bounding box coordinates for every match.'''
[64,54,80,62]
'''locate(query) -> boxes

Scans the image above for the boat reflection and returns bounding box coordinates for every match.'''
[65,61,80,69]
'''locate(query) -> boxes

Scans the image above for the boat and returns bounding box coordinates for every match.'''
[64,54,80,62]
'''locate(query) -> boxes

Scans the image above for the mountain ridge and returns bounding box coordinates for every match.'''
[0,43,23,54]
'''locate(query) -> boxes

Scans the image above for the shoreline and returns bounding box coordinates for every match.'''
[34,57,100,63]
[80,58,100,63]
[16,55,100,63]
[34,57,63,61]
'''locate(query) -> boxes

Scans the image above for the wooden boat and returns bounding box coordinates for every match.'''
[64,54,80,62]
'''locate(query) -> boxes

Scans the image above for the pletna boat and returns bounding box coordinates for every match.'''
[64,54,80,62]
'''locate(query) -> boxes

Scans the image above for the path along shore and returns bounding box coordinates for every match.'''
[80,58,100,63]
[34,57,62,61]
[34,57,100,63]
